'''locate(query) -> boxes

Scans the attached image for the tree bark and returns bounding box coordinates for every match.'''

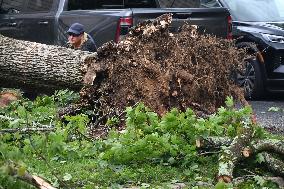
[196,136,232,149]
[260,152,284,177]
[217,122,254,183]
[0,34,92,93]
[196,137,284,157]
[242,139,284,157]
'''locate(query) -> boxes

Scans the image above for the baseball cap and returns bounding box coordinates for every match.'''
[67,23,85,35]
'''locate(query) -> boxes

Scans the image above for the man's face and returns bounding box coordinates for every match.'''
[68,33,83,45]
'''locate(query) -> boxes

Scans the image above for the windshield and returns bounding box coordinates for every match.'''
[223,0,284,22]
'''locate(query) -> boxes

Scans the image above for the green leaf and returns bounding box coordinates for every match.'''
[254,175,265,186]
[225,96,234,108]
[168,157,176,164]
[215,181,226,189]
[17,166,26,177]
[268,106,281,112]
[63,173,72,181]
[256,153,265,164]
[141,183,150,188]
[8,119,21,128]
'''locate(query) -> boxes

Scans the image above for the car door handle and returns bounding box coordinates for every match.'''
[38,21,49,25]
[8,22,17,27]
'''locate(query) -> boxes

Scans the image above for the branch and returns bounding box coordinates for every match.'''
[196,136,232,149]
[0,115,55,134]
[217,121,254,183]
[0,127,55,134]
[242,139,284,157]
[7,161,56,189]
[260,152,284,177]
[233,175,284,187]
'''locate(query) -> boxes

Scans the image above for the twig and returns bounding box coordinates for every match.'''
[198,151,221,156]
[0,114,55,134]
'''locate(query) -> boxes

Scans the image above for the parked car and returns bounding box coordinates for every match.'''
[201,0,284,99]
[0,0,231,48]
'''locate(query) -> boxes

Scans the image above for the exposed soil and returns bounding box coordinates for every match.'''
[75,14,248,138]
[81,14,246,113]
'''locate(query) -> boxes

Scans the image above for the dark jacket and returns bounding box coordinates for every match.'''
[66,33,97,52]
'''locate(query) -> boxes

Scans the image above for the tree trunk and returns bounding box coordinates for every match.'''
[0,34,92,93]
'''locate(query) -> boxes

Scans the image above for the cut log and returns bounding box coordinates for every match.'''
[0,34,92,93]
[242,139,284,157]
[196,137,284,157]
[217,121,254,183]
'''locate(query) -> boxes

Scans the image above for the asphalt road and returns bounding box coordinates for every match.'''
[249,96,284,134]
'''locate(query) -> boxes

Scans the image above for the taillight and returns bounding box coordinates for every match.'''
[227,15,233,40]
[115,17,133,43]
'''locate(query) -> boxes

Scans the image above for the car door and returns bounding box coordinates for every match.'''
[18,0,56,44]
[0,0,27,39]
[57,0,126,47]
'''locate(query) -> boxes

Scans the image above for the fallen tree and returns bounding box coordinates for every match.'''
[1,14,284,189]
[0,36,91,93]
[0,14,247,116]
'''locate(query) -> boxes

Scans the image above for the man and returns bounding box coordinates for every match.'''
[66,23,97,52]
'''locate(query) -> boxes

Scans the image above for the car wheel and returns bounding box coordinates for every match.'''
[235,58,264,99]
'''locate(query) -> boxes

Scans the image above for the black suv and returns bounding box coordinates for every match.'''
[201,0,284,99]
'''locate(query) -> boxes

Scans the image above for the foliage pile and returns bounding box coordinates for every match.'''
[0,91,283,188]
[79,14,247,119]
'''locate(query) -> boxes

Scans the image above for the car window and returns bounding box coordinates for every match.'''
[68,0,123,10]
[68,0,157,10]
[25,0,53,13]
[223,0,284,22]
[158,0,200,8]
[200,0,221,8]
[1,0,26,14]
[124,0,157,8]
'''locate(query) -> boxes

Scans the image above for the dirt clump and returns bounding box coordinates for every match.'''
[79,14,246,121]
[0,90,21,107]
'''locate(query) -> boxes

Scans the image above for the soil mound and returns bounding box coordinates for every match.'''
[80,14,247,117]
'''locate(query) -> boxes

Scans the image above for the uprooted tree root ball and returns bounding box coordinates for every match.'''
[79,14,247,119]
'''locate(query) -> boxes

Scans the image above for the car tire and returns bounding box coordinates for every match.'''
[235,58,264,99]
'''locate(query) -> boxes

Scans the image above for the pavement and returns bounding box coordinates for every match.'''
[249,99,284,134]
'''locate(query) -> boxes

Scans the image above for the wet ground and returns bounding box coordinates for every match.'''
[249,94,284,134]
